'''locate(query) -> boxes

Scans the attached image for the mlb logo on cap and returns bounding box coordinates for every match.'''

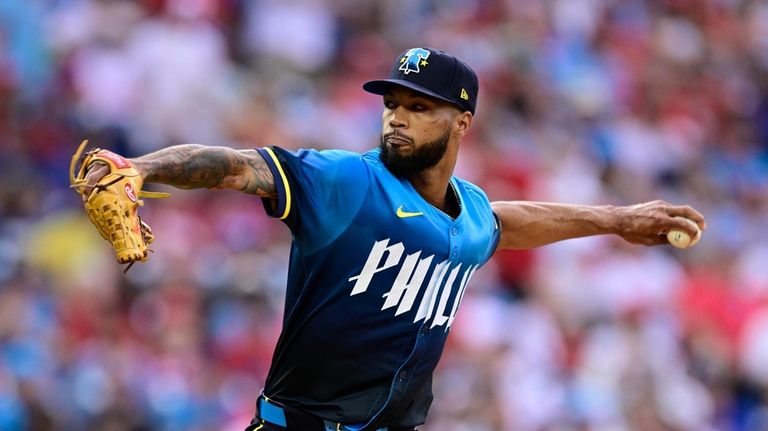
[363,47,479,114]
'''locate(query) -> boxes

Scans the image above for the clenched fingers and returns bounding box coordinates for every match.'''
[82,162,110,201]
[662,204,706,231]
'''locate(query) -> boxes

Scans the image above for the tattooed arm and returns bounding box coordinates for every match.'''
[129,145,276,197]
[83,145,276,198]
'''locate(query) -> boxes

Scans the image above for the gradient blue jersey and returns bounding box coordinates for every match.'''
[254,146,500,429]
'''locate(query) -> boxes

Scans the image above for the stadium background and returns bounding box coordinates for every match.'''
[1,0,768,430]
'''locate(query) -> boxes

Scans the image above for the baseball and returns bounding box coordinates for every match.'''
[667,217,701,249]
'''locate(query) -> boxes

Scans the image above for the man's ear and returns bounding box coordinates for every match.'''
[455,111,473,135]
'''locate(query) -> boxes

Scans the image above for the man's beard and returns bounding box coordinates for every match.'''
[379,130,450,177]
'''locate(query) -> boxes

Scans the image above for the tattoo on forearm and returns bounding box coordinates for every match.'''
[135,145,276,197]
[239,151,278,196]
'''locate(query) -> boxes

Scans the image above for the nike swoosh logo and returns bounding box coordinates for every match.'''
[396,205,424,218]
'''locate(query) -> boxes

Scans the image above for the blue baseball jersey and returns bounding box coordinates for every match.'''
[254,146,500,429]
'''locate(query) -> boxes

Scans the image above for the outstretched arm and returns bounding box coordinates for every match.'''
[85,145,276,198]
[491,200,706,250]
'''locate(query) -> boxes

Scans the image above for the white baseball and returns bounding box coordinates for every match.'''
[666,217,701,249]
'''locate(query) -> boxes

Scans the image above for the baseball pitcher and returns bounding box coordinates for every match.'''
[70,47,706,431]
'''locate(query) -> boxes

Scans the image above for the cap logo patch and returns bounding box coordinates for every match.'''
[399,48,431,75]
[460,88,469,100]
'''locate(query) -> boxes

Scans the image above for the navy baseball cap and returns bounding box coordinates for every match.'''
[363,47,479,114]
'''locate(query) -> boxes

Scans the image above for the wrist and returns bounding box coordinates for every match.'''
[129,158,149,179]
[602,205,625,236]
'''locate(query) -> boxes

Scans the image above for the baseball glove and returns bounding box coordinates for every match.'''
[70,140,169,272]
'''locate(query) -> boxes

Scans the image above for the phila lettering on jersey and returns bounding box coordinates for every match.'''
[348,238,477,330]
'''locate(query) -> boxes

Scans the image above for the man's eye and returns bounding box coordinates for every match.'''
[384,101,396,109]
[413,104,427,111]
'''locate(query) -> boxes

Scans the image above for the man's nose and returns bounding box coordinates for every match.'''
[388,106,407,128]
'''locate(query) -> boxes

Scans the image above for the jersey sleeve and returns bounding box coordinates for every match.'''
[459,179,501,265]
[478,207,501,264]
[488,212,501,260]
[256,146,370,250]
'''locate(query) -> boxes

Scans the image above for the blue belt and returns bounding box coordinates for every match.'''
[257,395,406,431]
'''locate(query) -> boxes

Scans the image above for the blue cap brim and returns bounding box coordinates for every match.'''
[362,79,457,106]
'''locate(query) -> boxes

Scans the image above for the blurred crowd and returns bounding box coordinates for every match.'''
[1,0,768,430]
